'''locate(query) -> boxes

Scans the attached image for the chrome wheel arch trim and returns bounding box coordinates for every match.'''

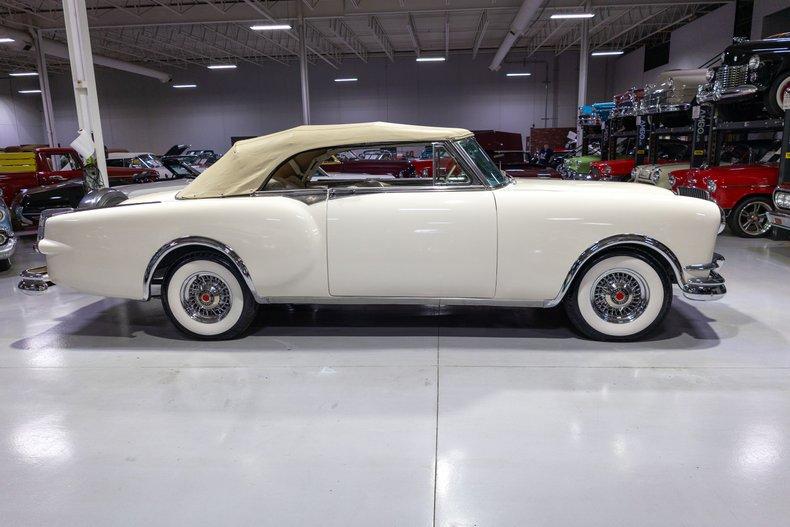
[544,234,684,308]
[143,236,261,301]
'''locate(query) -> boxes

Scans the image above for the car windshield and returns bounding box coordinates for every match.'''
[455,137,508,186]
[139,154,163,168]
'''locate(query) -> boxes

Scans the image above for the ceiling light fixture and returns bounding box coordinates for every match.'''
[207,64,237,70]
[550,13,595,19]
[18,89,41,94]
[172,84,197,88]
[0,38,15,43]
[334,77,358,82]
[506,72,532,77]
[9,72,38,77]
[250,24,291,31]
[416,57,446,62]
[591,50,624,56]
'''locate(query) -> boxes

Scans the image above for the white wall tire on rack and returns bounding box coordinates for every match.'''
[564,252,672,341]
[162,253,258,340]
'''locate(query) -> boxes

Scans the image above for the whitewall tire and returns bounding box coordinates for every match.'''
[162,253,258,340]
[564,252,672,341]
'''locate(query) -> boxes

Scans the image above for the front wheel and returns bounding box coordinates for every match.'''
[564,252,672,341]
[162,253,258,340]
[727,196,773,238]
[766,72,790,117]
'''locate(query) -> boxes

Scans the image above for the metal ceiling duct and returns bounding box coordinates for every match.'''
[488,0,544,71]
[0,25,171,83]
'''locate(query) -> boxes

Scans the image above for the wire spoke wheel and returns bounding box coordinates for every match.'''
[589,268,650,324]
[738,201,771,236]
[180,271,233,324]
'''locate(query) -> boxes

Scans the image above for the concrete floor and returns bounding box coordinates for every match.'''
[1,234,789,526]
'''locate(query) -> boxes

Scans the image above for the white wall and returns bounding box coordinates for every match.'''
[41,50,607,154]
[612,3,736,95]
[0,79,46,147]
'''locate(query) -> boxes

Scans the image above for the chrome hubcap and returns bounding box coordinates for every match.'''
[738,202,772,236]
[180,272,232,323]
[590,269,650,324]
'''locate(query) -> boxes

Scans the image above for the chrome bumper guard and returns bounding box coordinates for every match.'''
[767,211,790,231]
[681,253,726,301]
[18,265,53,293]
[697,84,758,103]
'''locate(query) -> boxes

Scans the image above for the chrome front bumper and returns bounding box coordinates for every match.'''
[18,265,53,293]
[767,211,790,231]
[680,253,726,301]
[697,84,758,103]
[0,232,16,260]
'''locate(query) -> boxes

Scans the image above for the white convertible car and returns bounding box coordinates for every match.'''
[21,122,725,341]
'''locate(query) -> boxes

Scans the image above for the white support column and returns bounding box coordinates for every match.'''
[62,0,108,187]
[577,0,591,146]
[32,29,56,148]
[297,0,311,125]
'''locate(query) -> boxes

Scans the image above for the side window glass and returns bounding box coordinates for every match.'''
[432,144,471,186]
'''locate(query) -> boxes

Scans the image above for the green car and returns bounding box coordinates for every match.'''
[558,154,600,179]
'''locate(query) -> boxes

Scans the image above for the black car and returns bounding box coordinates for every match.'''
[698,36,790,118]
[12,158,198,228]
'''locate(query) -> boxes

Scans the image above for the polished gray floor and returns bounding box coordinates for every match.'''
[1,234,789,526]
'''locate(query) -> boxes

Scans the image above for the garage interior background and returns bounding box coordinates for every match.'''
[0,0,787,153]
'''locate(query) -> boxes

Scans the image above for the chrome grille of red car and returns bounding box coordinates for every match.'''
[677,187,711,201]
[715,65,748,90]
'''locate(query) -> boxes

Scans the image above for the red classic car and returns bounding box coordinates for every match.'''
[0,147,156,205]
[588,141,689,181]
[670,158,779,237]
[611,88,645,118]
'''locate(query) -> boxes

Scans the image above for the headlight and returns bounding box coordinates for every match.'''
[775,191,790,209]
[668,174,676,187]
[706,179,717,193]
[650,167,661,184]
[706,68,715,82]
[0,231,6,245]
[748,55,761,70]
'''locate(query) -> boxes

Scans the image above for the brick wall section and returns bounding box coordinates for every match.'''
[527,127,576,152]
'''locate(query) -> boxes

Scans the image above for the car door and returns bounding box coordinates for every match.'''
[326,142,497,298]
[37,149,84,185]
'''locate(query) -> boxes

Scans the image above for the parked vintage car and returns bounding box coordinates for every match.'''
[669,150,780,237]
[640,68,707,126]
[0,193,15,271]
[768,183,790,232]
[107,152,172,180]
[632,140,780,188]
[11,158,198,228]
[587,141,689,182]
[611,88,645,119]
[20,123,726,342]
[0,147,156,205]
[697,36,790,118]
[579,102,616,126]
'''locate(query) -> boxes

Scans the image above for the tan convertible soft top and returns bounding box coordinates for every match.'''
[178,121,474,199]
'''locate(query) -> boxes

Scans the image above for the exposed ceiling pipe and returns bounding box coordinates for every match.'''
[488,0,544,71]
[0,25,172,83]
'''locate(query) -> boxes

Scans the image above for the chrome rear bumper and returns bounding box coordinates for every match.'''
[681,253,726,301]
[18,265,53,293]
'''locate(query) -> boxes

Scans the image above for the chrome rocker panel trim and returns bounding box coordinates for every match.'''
[544,234,726,307]
[143,236,262,301]
[18,265,53,293]
[767,211,790,231]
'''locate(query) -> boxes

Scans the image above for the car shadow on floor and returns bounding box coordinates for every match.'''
[11,294,723,351]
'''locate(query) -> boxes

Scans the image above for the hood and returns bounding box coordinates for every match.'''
[565,155,600,171]
[503,178,675,199]
[722,38,790,64]
[699,163,779,183]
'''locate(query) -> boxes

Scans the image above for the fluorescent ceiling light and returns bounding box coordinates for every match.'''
[250,24,291,30]
[207,64,237,70]
[592,50,624,56]
[416,57,445,62]
[9,72,38,77]
[334,77,358,82]
[18,89,41,94]
[172,84,197,88]
[506,72,532,77]
[0,38,14,43]
[550,13,595,19]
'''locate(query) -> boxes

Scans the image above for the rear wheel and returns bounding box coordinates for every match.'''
[161,252,258,340]
[766,72,790,117]
[727,196,773,238]
[564,252,672,341]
